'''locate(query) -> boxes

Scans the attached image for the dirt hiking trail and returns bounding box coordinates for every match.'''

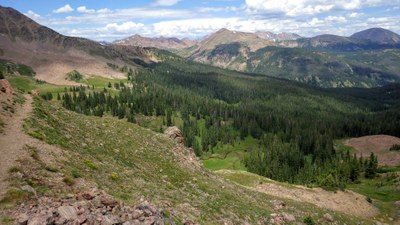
[0,95,61,198]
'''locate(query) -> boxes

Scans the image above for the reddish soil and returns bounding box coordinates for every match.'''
[344,135,400,166]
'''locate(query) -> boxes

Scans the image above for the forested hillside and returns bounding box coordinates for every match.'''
[57,51,400,189]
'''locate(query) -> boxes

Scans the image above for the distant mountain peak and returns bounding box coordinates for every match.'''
[350,27,400,44]
[216,28,231,33]
[198,28,275,52]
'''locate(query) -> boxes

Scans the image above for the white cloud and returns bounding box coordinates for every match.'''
[244,0,397,16]
[105,21,145,33]
[44,8,193,26]
[77,6,95,14]
[25,10,40,20]
[325,16,347,23]
[52,13,400,42]
[53,4,74,14]
[151,18,306,38]
[30,1,400,42]
[97,8,113,14]
[151,0,181,7]
[349,12,364,17]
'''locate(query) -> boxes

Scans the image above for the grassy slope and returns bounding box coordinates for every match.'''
[14,97,373,224]
[216,169,398,223]
[202,136,257,171]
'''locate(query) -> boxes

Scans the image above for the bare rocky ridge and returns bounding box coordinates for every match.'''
[164,126,184,145]
[255,31,302,41]
[195,28,274,52]
[164,126,201,171]
[114,34,197,50]
[0,6,155,85]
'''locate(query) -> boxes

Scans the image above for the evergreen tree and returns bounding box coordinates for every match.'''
[365,152,378,179]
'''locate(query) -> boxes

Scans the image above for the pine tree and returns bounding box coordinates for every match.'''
[349,153,360,182]
[365,152,378,179]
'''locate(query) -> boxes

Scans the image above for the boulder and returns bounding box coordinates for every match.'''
[21,185,37,197]
[16,213,29,225]
[0,79,13,95]
[324,213,334,222]
[101,195,119,207]
[164,126,184,144]
[271,200,286,209]
[57,205,78,221]
[82,191,96,200]
[270,213,295,225]
[103,214,120,225]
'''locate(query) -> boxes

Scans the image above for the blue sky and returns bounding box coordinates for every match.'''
[1,0,400,41]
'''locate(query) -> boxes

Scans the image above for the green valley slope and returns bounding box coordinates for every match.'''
[0,94,375,224]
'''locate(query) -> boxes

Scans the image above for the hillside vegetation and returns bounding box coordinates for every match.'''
[53,51,400,190]
[0,95,373,224]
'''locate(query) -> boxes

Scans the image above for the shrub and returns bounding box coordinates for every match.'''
[303,215,315,225]
[8,166,22,173]
[71,169,81,178]
[17,64,35,76]
[66,70,82,81]
[389,144,400,151]
[109,172,119,181]
[41,92,53,101]
[45,165,59,172]
[84,160,98,170]
[62,176,75,186]
[29,147,40,161]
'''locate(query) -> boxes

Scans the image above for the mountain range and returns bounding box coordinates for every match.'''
[112,26,400,87]
[1,6,400,88]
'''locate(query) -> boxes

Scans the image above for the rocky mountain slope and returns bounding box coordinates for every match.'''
[182,28,274,70]
[0,6,154,85]
[190,28,274,52]
[351,27,400,45]
[114,34,197,50]
[256,31,302,41]
[286,27,400,50]
[169,28,400,87]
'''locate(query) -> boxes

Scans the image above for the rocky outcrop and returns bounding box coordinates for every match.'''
[0,79,13,95]
[13,188,167,225]
[164,126,184,144]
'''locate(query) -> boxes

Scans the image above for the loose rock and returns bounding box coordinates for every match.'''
[324,213,334,222]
